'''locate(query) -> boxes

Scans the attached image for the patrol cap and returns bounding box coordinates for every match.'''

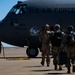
[68,25,74,31]
[54,24,60,30]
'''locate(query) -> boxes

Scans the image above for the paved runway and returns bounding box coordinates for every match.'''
[0,47,75,75]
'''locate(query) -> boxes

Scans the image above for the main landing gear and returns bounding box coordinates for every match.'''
[26,47,39,58]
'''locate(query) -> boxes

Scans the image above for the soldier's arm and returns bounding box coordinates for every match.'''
[48,31,54,42]
[39,32,43,42]
[74,32,75,40]
[60,32,66,50]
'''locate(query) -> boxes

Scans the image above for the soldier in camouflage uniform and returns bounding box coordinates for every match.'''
[65,25,75,73]
[39,24,52,67]
[51,24,65,70]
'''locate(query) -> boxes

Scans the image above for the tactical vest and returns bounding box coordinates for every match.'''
[51,31,63,47]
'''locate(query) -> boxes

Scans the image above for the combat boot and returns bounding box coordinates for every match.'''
[67,67,71,73]
[47,64,49,67]
[41,61,44,66]
[72,65,75,73]
[47,62,50,67]
[59,66,62,70]
[54,65,58,70]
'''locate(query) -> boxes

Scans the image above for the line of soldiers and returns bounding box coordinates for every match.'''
[39,24,75,73]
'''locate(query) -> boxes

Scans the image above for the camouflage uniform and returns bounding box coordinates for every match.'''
[52,32,65,70]
[65,29,75,73]
[65,45,75,73]
[51,24,65,70]
[39,24,52,67]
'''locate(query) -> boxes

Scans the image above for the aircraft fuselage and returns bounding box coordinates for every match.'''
[0,0,75,47]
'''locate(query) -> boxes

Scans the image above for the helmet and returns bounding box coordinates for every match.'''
[45,24,50,27]
[54,24,60,30]
[68,25,74,31]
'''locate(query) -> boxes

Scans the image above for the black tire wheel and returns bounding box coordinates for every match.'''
[26,47,39,58]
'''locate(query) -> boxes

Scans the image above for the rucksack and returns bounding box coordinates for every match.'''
[66,32,75,45]
[51,31,63,47]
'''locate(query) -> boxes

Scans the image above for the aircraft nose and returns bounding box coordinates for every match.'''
[0,21,1,23]
[0,20,1,27]
[0,20,2,25]
[0,20,3,23]
[0,21,2,38]
[0,20,4,39]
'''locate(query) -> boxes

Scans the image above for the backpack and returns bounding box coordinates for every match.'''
[66,32,75,45]
[51,31,63,47]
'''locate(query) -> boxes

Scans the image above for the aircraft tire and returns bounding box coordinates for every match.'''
[26,47,39,58]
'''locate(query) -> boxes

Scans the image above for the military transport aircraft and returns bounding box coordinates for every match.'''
[0,0,75,57]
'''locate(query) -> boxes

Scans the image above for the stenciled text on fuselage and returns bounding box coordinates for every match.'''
[29,8,75,13]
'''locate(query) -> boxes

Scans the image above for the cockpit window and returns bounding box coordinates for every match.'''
[10,5,26,14]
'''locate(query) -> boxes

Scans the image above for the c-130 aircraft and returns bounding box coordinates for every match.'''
[0,0,75,57]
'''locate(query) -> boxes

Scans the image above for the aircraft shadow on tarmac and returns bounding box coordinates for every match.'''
[45,72,69,75]
[32,69,69,75]
[24,66,66,71]
[32,69,53,72]
[31,67,65,72]
[23,65,70,74]
[31,68,69,75]
[23,65,42,68]
[23,65,55,71]
[31,69,66,72]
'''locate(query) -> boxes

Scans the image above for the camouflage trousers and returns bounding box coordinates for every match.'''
[52,46,60,65]
[63,45,75,73]
[64,45,75,66]
[41,43,51,66]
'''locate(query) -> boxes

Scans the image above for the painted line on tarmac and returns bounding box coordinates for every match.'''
[0,57,30,60]
[6,57,30,60]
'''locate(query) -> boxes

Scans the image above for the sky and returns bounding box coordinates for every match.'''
[0,0,25,20]
[0,0,25,47]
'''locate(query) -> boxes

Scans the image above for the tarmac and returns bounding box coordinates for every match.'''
[0,47,75,75]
